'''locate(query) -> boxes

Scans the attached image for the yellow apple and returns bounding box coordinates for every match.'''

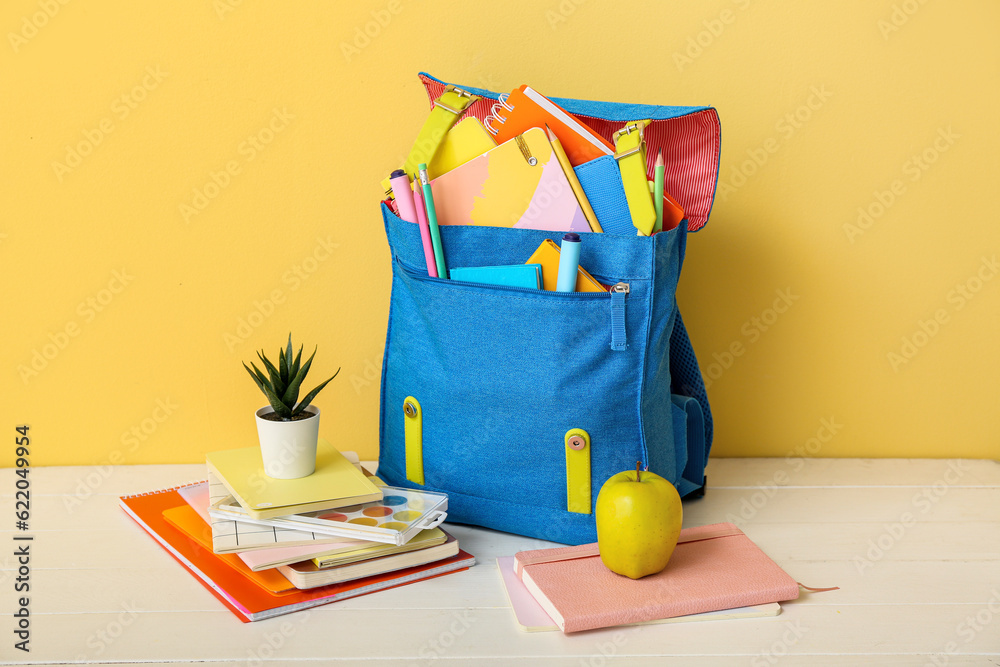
[595,462,683,579]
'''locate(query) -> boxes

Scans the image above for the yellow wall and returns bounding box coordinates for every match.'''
[3,0,998,466]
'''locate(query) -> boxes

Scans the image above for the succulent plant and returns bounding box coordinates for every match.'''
[244,334,338,421]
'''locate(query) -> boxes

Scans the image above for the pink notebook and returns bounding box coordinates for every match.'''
[514,523,799,633]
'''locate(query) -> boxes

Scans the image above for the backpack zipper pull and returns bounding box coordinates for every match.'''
[610,282,630,351]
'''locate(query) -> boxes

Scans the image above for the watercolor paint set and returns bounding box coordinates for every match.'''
[209,485,448,546]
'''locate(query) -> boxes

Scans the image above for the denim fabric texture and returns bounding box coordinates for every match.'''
[377,85,716,545]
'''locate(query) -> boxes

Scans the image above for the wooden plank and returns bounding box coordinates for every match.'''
[0,557,996,616]
[9,605,1000,663]
[705,458,1000,488]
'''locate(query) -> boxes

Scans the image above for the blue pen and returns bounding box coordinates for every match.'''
[556,233,581,292]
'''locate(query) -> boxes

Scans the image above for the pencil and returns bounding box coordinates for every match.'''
[652,148,665,234]
[545,125,603,233]
[418,163,448,279]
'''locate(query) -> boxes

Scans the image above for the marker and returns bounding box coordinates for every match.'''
[556,233,581,293]
[389,169,418,224]
[652,148,665,234]
[410,174,438,278]
[546,125,602,233]
[418,163,448,279]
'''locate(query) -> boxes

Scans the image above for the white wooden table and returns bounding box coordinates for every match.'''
[1,458,998,666]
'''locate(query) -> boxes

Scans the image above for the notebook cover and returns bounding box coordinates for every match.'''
[449,264,542,289]
[496,557,781,633]
[524,239,605,292]
[429,127,590,233]
[312,528,447,568]
[492,85,615,166]
[205,439,382,519]
[120,486,475,622]
[162,504,298,595]
[514,523,799,633]
[283,532,460,589]
[428,117,496,179]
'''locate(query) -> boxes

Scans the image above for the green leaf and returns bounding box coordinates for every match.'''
[260,381,293,419]
[289,344,304,384]
[257,350,286,397]
[281,346,316,407]
[292,368,339,416]
[278,345,289,386]
[243,362,266,393]
[284,334,293,382]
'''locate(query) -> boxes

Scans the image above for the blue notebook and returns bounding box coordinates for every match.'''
[450,264,542,289]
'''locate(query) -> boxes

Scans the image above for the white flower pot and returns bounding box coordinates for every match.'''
[255,405,320,479]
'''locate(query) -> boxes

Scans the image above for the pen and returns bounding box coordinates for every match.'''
[389,169,418,224]
[556,233,581,293]
[410,174,438,278]
[418,163,448,279]
[653,148,665,234]
[546,125,603,233]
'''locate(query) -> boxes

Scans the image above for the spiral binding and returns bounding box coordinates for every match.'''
[483,93,515,136]
[120,479,206,498]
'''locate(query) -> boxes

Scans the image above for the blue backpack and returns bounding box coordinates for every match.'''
[377,73,721,545]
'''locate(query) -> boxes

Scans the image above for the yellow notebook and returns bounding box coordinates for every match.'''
[427,117,496,179]
[525,239,606,292]
[312,528,447,569]
[205,439,382,520]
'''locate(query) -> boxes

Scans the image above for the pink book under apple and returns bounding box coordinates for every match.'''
[513,523,800,633]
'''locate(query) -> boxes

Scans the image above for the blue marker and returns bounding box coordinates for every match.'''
[556,233,581,293]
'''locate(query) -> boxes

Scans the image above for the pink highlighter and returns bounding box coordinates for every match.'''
[408,173,439,278]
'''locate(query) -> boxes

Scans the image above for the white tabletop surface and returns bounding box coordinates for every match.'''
[1,457,998,666]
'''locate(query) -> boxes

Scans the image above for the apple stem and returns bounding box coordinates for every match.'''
[636,460,641,483]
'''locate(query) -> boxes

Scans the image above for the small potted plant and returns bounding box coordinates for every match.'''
[244,334,339,479]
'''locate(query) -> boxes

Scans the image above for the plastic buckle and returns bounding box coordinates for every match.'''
[435,85,480,114]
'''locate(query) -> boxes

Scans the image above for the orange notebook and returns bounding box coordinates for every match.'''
[162,504,297,595]
[514,523,799,633]
[486,85,615,166]
[120,485,475,622]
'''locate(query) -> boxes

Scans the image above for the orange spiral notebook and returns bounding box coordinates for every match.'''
[514,523,800,633]
[485,85,615,166]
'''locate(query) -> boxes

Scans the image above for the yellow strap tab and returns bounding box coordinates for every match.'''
[383,86,480,196]
[614,120,656,236]
[565,428,591,514]
[403,396,424,485]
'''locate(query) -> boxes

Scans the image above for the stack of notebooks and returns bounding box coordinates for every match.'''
[119,439,474,622]
[498,523,805,633]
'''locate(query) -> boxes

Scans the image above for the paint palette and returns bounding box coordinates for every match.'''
[209,486,448,546]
